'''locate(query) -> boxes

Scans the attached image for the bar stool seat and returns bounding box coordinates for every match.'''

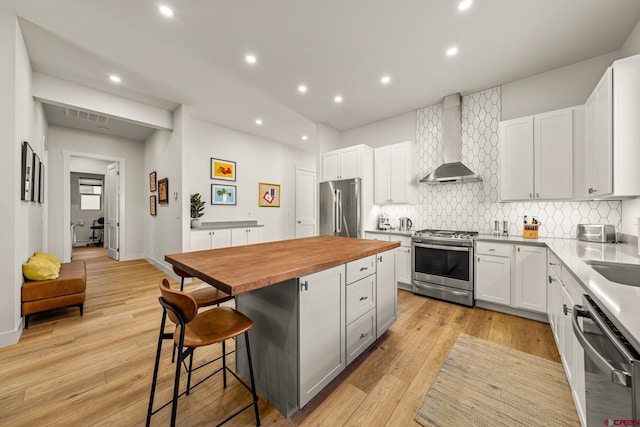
[178,306,251,347]
[147,279,260,427]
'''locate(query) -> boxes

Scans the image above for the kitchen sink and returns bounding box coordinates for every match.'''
[584,260,640,287]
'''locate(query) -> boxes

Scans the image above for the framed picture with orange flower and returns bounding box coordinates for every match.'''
[211,158,236,181]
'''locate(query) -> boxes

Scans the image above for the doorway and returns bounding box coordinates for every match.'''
[63,151,125,263]
[295,167,317,238]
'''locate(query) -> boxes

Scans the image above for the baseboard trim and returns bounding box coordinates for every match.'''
[0,319,23,348]
[475,300,549,323]
[144,255,180,282]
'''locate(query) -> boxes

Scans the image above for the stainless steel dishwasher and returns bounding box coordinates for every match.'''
[573,295,640,425]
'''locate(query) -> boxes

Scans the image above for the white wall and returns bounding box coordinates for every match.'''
[144,108,182,272]
[0,13,45,346]
[186,118,316,244]
[501,51,621,120]
[340,111,415,149]
[46,126,145,260]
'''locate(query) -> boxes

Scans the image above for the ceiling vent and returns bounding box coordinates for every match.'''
[64,108,111,126]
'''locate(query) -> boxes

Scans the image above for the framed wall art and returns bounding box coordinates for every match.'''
[38,162,45,203]
[20,141,33,201]
[211,184,236,205]
[149,171,157,192]
[158,178,169,204]
[31,153,40,202]
[150,195,157,216]
[258,182,280,207]
[211,158,236,181]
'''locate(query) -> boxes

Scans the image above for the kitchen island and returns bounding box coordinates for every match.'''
[165,236,400,417]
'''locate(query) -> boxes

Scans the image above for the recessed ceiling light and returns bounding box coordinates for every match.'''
[380,75,391,85]
[245,54,257,65]
[458,0,472,11]
[109,75,121,83]
[255,118,263,125]
[334,95,343,103]
[158,5,174,17]
[298,84,308,93]
[302,135,308,141]
[446,46,458,56]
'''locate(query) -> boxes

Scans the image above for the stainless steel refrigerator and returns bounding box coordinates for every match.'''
[319,178,361,238]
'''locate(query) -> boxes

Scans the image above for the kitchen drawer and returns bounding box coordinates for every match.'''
[346,255,376,284]
[389,235,412,247]
[561,269,584,303]
[346,308,376,365]
[548,250,563,278]
[346,275,376,324]
[476,242,512,257]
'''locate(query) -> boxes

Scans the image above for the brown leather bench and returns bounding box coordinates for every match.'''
[21,261,87,328]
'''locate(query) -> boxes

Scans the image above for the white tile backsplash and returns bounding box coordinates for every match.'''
[381,86,622,238]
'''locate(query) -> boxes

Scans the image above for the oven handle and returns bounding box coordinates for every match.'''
[413,242,469,252]
[572,304,632,387]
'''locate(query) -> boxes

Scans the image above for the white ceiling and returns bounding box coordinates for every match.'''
[8,0,640,149]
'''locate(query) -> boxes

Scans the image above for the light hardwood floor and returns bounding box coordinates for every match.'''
[1,247,560,426]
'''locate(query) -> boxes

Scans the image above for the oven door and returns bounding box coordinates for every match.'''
[412,242,472,291]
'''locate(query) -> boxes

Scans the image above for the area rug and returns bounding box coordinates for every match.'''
[415,334,580,427]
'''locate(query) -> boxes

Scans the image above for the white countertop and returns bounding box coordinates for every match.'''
[476,234,640,350]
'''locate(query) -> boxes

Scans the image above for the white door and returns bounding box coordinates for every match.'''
[105,162,119,260]
[295,167,316,238]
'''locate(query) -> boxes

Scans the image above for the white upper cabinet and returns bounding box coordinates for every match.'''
[373,141,416,204]
[500,117,534,200]
[585,67,613,198]
[585,55,640,199]
[534,109,574,200]
[500,108,574,201]
[322,145,367,181]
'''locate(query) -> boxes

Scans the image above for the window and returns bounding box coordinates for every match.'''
[79,178,103,210]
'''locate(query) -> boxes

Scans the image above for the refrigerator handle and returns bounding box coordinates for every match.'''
[336,189,342,233]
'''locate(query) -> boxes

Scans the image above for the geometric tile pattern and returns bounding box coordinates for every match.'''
[382,86,622,238]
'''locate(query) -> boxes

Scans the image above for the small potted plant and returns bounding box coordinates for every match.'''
[190,193,205,228]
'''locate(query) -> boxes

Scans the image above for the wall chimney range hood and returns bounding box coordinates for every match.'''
[420,93,483,184]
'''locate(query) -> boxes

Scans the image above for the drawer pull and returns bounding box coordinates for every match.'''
[360,332,368,339]
[359,296,368,301]
[489,248,495,252]
[359,266,368,271]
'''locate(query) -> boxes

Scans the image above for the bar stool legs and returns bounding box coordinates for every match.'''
[146,315,261,426]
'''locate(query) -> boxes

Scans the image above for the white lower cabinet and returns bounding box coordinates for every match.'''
[189,229,232,251]
[513,245,547,312]
[475,242,547,315]
[475,242,511,305]
[375,249,396,337]
[364,232,411,290]
[560,271,586,426]
[299,265,346,408]
[231,227,262,246]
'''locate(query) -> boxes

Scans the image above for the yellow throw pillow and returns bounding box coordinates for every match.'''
[23,256,60,281]
[34,251,62,269]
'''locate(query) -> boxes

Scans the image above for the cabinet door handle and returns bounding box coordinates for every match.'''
[548,275,552,284]
[489,248,495,252]
[588,187,597,194]
[550,262,559,266]
[517,247,520,252]
[529,193,533,199]
[563,304,572,315]
[360,332,368,339]
[359,296,368,301]
[360,266,368,271]
[536,192,540,198]
[377,255,382,262]
[301,281,309,291]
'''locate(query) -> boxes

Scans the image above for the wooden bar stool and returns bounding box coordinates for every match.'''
[146,279,260,427]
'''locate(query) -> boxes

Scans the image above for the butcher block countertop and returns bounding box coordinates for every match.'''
[165,236,400,296]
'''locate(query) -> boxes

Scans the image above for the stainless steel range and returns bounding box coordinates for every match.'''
[411,229,478,306]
